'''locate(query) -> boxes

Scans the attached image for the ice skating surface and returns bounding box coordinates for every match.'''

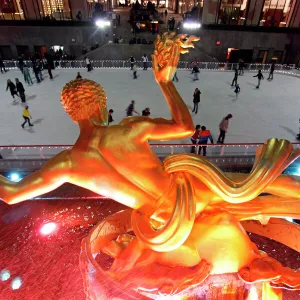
[0,68,299,146]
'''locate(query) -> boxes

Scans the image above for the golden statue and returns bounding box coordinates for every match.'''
[0,33,300,299]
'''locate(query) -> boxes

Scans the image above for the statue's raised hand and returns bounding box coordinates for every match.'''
[152,33,200,83]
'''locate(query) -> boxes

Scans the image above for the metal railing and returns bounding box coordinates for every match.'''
[0,143,299,160]
[2,60,297,74]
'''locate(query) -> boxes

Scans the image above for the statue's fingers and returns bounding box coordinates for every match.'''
[151,54,159,71]
[188,35,200,42]
[180,49,190,54]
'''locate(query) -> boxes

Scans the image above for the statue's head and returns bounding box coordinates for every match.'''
[61,79,108,125]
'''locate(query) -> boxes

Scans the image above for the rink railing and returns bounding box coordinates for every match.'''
[0,142,299,160]
[2,60,298,75]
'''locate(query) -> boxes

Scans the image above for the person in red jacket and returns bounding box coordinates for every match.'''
[190,124,200,153]
[198,126,214,156]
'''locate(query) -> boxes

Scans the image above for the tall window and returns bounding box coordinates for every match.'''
[217,0,249,25]
[259,0,294,27]
[40,0,71,19]
[0,0,25,20]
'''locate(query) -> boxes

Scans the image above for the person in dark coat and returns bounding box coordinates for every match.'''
[231,68,238,86]
[32,61,41,83]
[0,58,6,73]
[198,125,214,156]
[268,61,275,80]
[129,55,135,70]
[238,59,244,75]
[192,88,201,114]
[6,79,19,99]
[253,70,264,88]
[108,109,114,124]
[76,72,82,79]
[142,107,150,116]
[192,65,199,81]
[18,56,24,74]
[234,84,240,99]
[15,78,26,102]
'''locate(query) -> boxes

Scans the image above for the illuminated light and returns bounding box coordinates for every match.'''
[11,277,22,290]
[95,20,111,28]
[40,222,57,235]
[9,173,21,182]
[0,270,10,281]
[216,41,221,45]
[183,22,201,29]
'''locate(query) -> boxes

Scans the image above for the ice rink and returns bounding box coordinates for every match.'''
[0,67,299,146]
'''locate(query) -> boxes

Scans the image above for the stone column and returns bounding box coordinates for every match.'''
[245,0,265,26]
[202,0,219,24]
[287,0,300,28]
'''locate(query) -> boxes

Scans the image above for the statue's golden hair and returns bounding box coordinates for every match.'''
[61,79,107,122]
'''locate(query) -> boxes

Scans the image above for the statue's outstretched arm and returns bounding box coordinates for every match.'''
[0,150,71,205]
[123,34,199,141]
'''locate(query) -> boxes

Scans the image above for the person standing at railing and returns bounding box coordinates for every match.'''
[238,59,244,75]
[268,61,275,80]
[190,124,201,153]
[23,64,33,85]
[198,126,214,156]
[129,55,136,70]
[192,88,201,114]
[85,57,92,72]
[0,58,6,73]
[18,56,24,74]
[217,114,232,144]
[142,54,148,70]
[253,70,264,89]
[231,68,238,87]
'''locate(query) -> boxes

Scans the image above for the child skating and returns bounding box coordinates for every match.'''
[234,84,240,99]
[21,105,34,128]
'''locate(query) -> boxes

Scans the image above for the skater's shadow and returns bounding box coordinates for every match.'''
[24,126,35,134]
[53,74,59,79]
[226,82,233,86]
[279,125,298,137]
[32,118,44,125]
[27,95,36,101]
[187,104,193,110]
[11,101,20,106]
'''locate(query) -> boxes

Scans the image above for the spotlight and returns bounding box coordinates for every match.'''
[183,22,201,29]
[9,172,21,182]
[0,270,10,281]
[40,222,57,235]
[95,19,110,28]
[11,277,22,290]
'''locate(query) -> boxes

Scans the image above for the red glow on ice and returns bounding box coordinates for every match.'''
[40,222,57,235]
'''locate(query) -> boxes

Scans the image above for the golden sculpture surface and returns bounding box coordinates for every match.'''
[0,33,300,299]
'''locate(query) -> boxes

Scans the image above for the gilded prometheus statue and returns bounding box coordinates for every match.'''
[0,33,300,299]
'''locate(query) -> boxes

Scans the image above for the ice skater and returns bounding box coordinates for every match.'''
[231,68,238,87]
[23,64,33,85]
[0,58,6,73]
[192,65,199,81]
[268,61,275,80]
[142,107,150,116]
[190,124,200,153]
[21,105,33,128]
[76,72,82,79]
[142,54,148,70]
[132,64,138,79]
[253,70,264,88]
[129,55,135,70]
[6,79,19,100]
[108,109,114,125]
[47,63,53,80]
[217,114,232,144]
[198,126,214,156]
[18,56,24,74]
[33,61,42,83]
[238,59,244,75]
[192,88,201,114]
[172,71,178,82]
[126,100,139,117]
[16,78,26,103]
[85,57,92,72]
[234,84,240,99]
